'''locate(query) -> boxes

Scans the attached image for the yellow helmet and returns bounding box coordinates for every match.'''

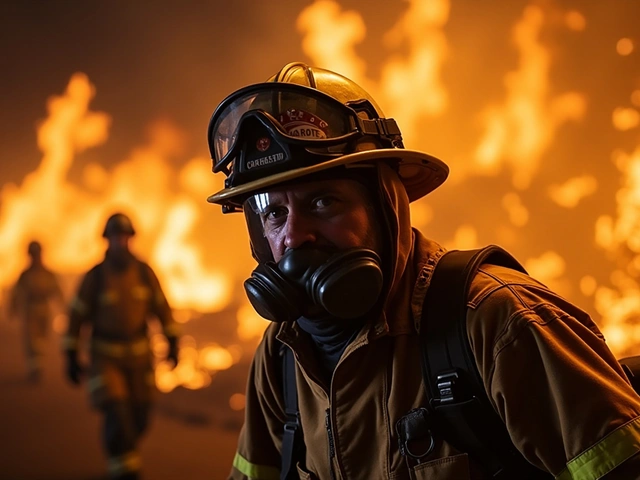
[27,241,42,257]
[102,213,135,238]
[206,62,448,213]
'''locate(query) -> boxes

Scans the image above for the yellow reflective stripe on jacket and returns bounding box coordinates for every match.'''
[108,450,141,476]
[61,335,78,350]
[98,290,118,305]
[233,452,279,480]
[70,296,88,315]
[87,375,104,394]
[92,337,149,357]
[163,322,180,338]
[556,416,640,480]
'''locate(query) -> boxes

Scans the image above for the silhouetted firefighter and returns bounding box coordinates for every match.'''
[9,240,64,382]
[62,212,180,480]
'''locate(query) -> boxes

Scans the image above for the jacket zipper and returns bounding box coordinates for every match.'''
[325,408,337,480]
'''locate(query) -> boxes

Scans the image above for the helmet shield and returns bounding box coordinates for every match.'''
[102,213,136,238]
[209,83,361,169]
[207,63,449,212]
[208,83,403,203]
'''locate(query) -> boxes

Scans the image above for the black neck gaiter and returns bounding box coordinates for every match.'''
[296,315,368,383]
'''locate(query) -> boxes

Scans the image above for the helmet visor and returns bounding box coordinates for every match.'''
[208,82,401,176]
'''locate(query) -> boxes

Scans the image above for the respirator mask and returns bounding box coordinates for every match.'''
[244,247,384,323]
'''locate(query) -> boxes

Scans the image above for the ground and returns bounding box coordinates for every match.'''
[0,318,249,480]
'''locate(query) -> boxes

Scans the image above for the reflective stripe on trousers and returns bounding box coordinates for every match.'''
[92,337,150,358]
[108,450,141,477]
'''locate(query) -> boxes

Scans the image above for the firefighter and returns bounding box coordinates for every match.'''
[62,212,180,480]
[207,63,640,479]
[9,240,64,382]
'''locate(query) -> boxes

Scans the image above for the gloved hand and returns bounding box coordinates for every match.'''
[166,336,179,369]
[65,350,84,385]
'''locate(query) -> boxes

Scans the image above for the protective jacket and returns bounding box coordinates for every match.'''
[230,165,640,480]
[63,252,178,407]
[11,263,63,372]
[11,262,62,322]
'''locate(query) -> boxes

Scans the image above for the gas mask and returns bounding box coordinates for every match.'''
[244,247,384,323]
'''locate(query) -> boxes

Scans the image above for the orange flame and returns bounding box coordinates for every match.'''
[0,73,111,279]
[0,73,263,393]
[294,2,640,355]
[0,73,246,314]
[593,147,640,354]
[297,0,449,145]
[473,5,587,189]
[548,176,598,208]
[5,2,640,384]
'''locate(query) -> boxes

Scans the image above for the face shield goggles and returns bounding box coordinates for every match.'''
[207,82,404,201]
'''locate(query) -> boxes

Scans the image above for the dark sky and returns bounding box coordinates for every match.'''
[0,0,318,180]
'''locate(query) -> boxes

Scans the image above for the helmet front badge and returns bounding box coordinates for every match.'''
[256,137,271,152]
[279,109,329,139]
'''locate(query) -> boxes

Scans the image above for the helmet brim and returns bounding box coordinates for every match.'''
[207,149,449,207]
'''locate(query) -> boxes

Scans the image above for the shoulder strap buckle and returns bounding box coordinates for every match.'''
[435,370,460,404]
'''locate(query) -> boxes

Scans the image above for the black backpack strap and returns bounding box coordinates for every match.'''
[420,245,551,479]
[86,262,105,319]
[138,260,152,288]
[279,343,304,480]
[619,356,640,394]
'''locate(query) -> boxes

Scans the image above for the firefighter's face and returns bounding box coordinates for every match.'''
[250,178,382,262]
[107,233,132,251]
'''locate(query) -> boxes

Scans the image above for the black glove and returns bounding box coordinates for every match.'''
[65,350,84,385]
[166,336,179,369]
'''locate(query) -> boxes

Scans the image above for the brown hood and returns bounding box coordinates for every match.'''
[375,163,446,336]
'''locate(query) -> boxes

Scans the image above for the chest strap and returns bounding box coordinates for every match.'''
[280,344,304,479]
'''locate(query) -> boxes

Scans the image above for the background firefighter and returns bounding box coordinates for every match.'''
[62,212,180,480]
[8,240,64,382]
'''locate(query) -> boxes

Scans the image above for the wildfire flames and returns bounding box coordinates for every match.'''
[0,73,266,393]
[298,0,640,356]
[2,0,640,402]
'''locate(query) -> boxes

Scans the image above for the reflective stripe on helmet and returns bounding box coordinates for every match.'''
[556,415,640,480]
[232,452,279,480]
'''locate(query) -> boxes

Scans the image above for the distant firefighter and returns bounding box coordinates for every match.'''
[9,240,64,382]
[62,212,180,480]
